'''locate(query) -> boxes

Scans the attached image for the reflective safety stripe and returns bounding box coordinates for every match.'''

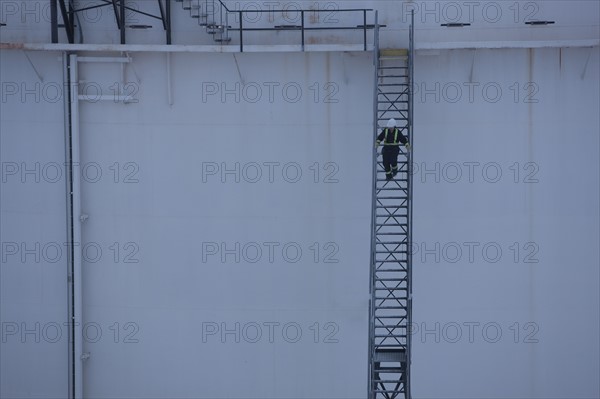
[384,128,400,145]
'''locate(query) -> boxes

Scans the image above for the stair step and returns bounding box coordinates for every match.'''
[375,289,408,295]
[376,191,408,194]
[373,390,405,394]
[373,380,406,384]
[374,334,407,337]
[373,366,407,370]
[374,316,407,319]
[377,103,408,108]
[378,96,409,100]
[375,327,408,331]
[374,260,406,264]
[376,197,408,200]
[380,48,408,57]
[377,269,407,273]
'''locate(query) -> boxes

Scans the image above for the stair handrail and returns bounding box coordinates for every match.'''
[405,9,415,399]
[367,10,380,399]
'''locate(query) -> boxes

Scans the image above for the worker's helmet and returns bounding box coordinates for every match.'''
[386,119,398,128]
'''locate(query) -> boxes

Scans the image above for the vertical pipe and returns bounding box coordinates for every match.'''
[120,57,126,96]
[69,54,84,399]
[51,0,58,43]
[62,51,74,399]
[167,52,173,105]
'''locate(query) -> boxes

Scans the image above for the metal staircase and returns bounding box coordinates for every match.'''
[175,0,231,43]
[368,12,414,399]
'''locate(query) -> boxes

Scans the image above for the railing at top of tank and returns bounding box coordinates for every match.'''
[207,0,375,51]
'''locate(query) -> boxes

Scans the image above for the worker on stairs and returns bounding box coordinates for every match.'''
[376,119,411,181]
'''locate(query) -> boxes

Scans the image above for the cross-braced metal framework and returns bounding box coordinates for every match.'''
[50,0,172,44]
[369,11,414,399]
[48,0,376,49]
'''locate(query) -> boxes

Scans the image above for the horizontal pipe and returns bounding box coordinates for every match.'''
[2,39,597,53]
[77,56,131,63]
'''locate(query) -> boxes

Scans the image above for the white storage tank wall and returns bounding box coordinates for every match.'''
[0,50,69,397]
[2,45,598,398]
[411,46,599,398]
[74,51,373,398]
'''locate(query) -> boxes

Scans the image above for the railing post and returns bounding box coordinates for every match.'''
[239,11,243,52]
[301,10,305,51]
[363,9,367,51]
[219,1,223,27]
[120,0,126,44]
[51,0,58,43]
[166,0,172,44]
[224,11,229,41]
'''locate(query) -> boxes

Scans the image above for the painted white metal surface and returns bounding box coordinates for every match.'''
[0,50,69,398]
[411,46,600,398]
[74,51,373,398]
[1,2,599,397]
